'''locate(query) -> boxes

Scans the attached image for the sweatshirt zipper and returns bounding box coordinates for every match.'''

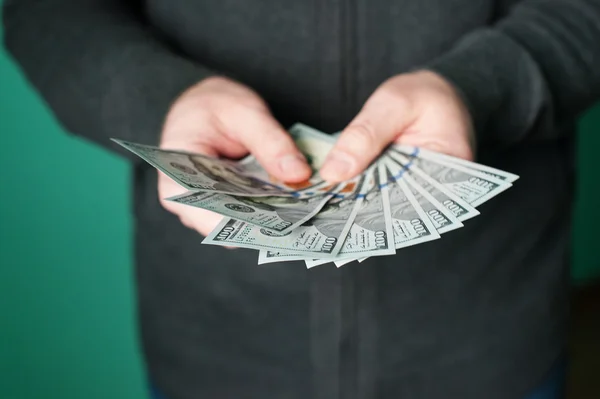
[341,0,357,121]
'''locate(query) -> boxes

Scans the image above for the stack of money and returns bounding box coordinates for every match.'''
[114,123,518,268]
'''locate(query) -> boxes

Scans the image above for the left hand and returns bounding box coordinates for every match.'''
[320,70,475,182]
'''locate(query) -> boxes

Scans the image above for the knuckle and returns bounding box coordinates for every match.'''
[372,81,412,110]
[220,95,267,117]
[229,100,254,114]
[394,94,412,111]
[374,84,399,103]
[212,98,245,118]
[344,123,378,150]
[383,92,411,113]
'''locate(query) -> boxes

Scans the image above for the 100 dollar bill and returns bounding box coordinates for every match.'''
[384,157,463,234]
[288,123,336,171]
[384,162,441,249]
[393,145,520,183]
[204,176,366,258]
[168,184,335,234]
[341,160,444,267]
[113,140,290,196]
[388,150,512,208]
[303,164,396,268]
[384,154,479,221]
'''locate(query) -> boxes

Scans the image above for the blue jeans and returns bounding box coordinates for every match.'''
[150,359,566,399]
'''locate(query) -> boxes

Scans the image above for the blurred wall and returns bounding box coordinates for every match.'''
[1,24,599,399]
[0,31,148,399]
[573,106,600,284]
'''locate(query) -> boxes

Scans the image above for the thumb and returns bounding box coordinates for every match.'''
[159,140,219,157]
[320,104,413,182]
[227,110,312,183]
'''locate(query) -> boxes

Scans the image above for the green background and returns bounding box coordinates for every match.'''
[1,26,599,399]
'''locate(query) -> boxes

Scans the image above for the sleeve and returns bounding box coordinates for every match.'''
[425,0,600,145]
[2,0,215,156]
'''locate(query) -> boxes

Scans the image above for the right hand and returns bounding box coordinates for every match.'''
[158,76,311,236]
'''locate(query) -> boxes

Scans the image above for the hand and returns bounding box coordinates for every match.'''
[158,76,311,236]
[320,70,475,182]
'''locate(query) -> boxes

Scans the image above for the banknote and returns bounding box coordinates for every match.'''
[384,154,479,221]
[388,150,512,208]
[113,140,288,196]
[258,127,376,266]
[257,174,367,264]
[257,250,313,265]
[288,123,336,171]
[282,155,464,268]
[353,162,440,264]
[393,145,520,183]
[258,249,352,266]
[344,161,444,266]
[204,176,366,258]
[277,163,397,268]
[303,163,396,268]
[167,183,335,234]
[383,157,463,234]
[280,168,384,265]
[114,123,520,268]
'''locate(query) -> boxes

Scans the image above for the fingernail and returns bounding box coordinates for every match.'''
[320,151,354,181]
[279,154,308,177]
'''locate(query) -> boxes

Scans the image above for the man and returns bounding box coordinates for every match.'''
[3,1,600,398]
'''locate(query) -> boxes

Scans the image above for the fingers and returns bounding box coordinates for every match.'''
[161,123,248,160]
[158,172,224,236]
[223,110,311,183]
[163,75,310,182]
[320,97,414,182]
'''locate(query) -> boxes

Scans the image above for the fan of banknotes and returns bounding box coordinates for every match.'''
[113,123,519,268]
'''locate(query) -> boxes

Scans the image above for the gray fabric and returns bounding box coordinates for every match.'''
[3,0,599,398]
